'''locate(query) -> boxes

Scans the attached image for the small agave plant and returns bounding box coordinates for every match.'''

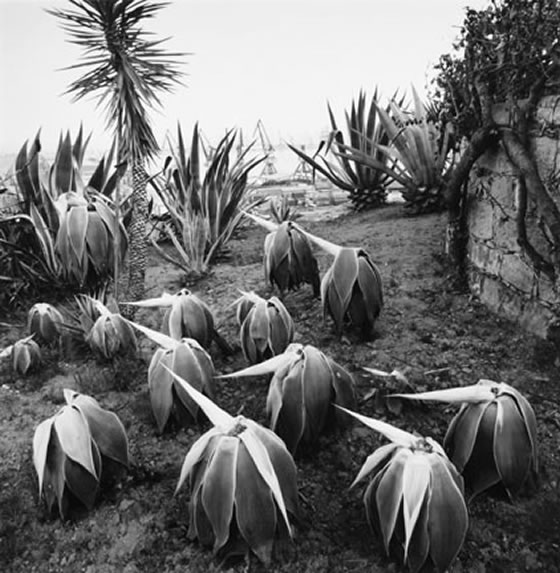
[244,212,320,296]
[27,303,64,344]
[392,379,538,499]
[127,288,232,353]
[12,336,42,375]
[302,229,383,338]
[222,343,356,453]
[340,406,468,573]
[32,389,129,519]
[235,291,294,364]
[127,321,215,432]
[81,296,136,360]
[167,367,300,564]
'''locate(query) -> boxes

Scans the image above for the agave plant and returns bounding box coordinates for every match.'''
[340,406,468,573]
[3,129,127,290]
[244,212,320,296]
[391,379,538,499]
[288,89,394,210]
[32,388,129,519]
[12,336,42,375]
[269,194,299,223]
[150,123,266,276]
[235,291,294,364]
[127,320,215,432]
[338,87,454,214]
[126,288,232,353]
[222,343,356,454]
[63,294,137,359]
[167,366,300,564]
[55,191,128,287]
[28,302,64,344]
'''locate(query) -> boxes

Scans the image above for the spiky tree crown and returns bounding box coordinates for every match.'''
[48,0,185,160]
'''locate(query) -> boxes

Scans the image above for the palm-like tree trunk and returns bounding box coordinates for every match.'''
[126,160,149,305]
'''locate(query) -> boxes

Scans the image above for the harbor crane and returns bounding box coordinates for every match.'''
[252,119,277,176]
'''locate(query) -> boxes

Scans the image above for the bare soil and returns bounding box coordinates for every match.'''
[1,203,559,573]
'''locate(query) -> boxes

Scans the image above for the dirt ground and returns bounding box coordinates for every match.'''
[1,203,559,573]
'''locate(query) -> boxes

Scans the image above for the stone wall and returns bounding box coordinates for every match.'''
[467,95,560,338]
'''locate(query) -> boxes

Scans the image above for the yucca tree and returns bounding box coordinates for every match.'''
[49,0,184,305]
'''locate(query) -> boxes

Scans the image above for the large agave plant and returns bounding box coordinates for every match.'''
[341,406,468,573]
[167,367,300,564]
[222,343,356,453]
[150,123,266,276]
[288,89,394,210]
[126,288,231,353]
[4,129,127,290]
[392,379,538,499]
[235,291,294,364]
[32,389,129,519]
[127,320,215,432]
[338,87,453,214]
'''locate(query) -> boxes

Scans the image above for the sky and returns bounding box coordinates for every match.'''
[0,0,489,156]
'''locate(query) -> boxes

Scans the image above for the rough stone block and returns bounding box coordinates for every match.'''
[489,176,517,214]
[468,199,494,241]
[499,253,535,294]
[531,137,560,183]
[493,215,520,252]
[468,240,502,276]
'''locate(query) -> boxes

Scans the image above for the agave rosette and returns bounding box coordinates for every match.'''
[166,367,300,564]
[126,288,231,353]
[235,291,295,364]
[222,343,356,453]
[12,335,42,375]
[391,379,538,498]
[27,303,64,344]
[55,191,127,287]
[32,389,129,519]
[245,212,320,296]
[127,320,215,432]
[340,406,468,573]
[296,226,383,338]
[75,296,136,360]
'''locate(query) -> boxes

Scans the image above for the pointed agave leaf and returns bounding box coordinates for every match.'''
[493,397,533,494]
[239,428,292,536]
[294,224,342,257]
[55,132,74,194]
[219,351,297,379]
[126,319,179,350]
[445,401,489,471]
[176,428,222,494]
[351,443,399,488]
[70,393,129,467]
[235,439,277,564]
[427,459,468,572]
[243,210,279,233]
[124,292,175,308]
[163,365,233,428]
[401,454,431,559]
[376,448,409,552]
[506,387,538,472]
[33,417,55,495]
[148,349,175,432]
[54,405,98,479]
[390,383,497,403]
[335,405,417,448]
[201,435,239,552]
